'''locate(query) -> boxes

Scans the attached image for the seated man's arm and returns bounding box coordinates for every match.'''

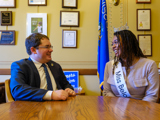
[10,62,48,101]
[43,90,70,100]
[56,64,76,96]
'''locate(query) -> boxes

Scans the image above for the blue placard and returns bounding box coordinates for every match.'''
[64,71,79,88]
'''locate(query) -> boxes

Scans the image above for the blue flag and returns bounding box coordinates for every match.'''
[97,0,109,91]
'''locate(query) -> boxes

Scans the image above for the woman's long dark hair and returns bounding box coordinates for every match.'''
[112,30,146,74]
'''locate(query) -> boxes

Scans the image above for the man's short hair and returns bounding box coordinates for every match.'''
[25,33,49,55]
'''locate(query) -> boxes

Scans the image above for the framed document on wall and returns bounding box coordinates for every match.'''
[0,30,15,45]
[60,11,79,27]
[62,29,77,48]
[138,34,152,56]
[136,0,151,4]
[0,11,12,26]
[137,9,151,31]
[26,13,47,37]
[28,0,47,6]
[62,0,77,9]
[0,0,16,8]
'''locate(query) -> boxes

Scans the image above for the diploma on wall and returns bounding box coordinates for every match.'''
[136,0,151,4]
[137,9,151,31]
[60,11,79,27]
[0,0,16,8]
[138,34,152,56]
[28,0,47,6]
[62,0,77,8]
[62,29,77,48]
[64,0,76,6]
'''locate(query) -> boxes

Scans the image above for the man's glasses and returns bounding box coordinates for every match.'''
[36,45,53,49]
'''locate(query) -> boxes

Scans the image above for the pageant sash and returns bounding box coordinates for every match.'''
[113,61,131,98]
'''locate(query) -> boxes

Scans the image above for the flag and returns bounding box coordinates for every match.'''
[97,0,109,91]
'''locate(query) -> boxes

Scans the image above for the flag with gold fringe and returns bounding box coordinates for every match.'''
[97,0,109,91]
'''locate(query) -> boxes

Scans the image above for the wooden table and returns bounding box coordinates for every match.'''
[0,96,160,120]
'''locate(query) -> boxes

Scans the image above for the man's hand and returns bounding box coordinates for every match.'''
[65,88,76,96]
[51,90,68,100]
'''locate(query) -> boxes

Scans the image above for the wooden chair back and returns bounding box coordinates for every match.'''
[5,79,14,102]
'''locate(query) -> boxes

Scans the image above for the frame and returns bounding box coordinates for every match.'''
[137,9,151,31]
[28,0,47,6]
[138,34,152,56]
[62,29,77,48]
[62,0,77,9]
[0,11,12,26]
[0,0,16,8]
[0,30,15,45]
[136,0,151,4]
[60,11,79,27]
[26,13,47,37]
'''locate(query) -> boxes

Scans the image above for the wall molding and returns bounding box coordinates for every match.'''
[0,69,97,75]
[0,61,97,69]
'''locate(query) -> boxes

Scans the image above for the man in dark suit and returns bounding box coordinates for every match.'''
[10,33,76,101]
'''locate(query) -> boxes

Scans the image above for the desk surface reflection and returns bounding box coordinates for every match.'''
[0,96,160,120]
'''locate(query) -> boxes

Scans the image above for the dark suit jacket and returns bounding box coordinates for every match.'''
[10,58,73,101]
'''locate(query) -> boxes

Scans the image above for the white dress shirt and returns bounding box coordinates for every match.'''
[30,57,57,100]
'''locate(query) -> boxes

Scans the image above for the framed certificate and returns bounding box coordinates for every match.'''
[62,0,77,8]
[0,30,15,45]
[136,0,151,4]
[26,13,47,37]
[0,11,12,26]
[28,0,47,6]
[137,9,151,31]
[0,0,16,8]
[60,11,79,27]
[62,29,77,48]
[138,34,152,56]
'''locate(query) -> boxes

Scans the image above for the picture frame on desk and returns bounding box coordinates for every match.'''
[0,0,16,8]
[0,11,12,26]
[62,29,77,48]
[28,0,47,6]
[136,0,151,4]
[137,34,152,56]
[0,30,15,45]
[137,9,151,31]
[26,13,47,37]
[62,0,77,9]
[60,11,79,27]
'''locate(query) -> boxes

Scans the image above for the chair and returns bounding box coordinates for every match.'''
[158,75,160,103]
[5,79,14,102]
[0,82,5,103]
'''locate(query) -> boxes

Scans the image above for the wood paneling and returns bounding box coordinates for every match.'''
[0,69,97,75]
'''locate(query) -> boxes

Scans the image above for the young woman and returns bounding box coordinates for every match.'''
[103,29,159,102]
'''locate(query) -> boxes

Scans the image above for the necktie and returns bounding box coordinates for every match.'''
[41,64,53,90]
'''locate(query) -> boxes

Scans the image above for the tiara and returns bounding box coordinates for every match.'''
[113,23,129,33]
